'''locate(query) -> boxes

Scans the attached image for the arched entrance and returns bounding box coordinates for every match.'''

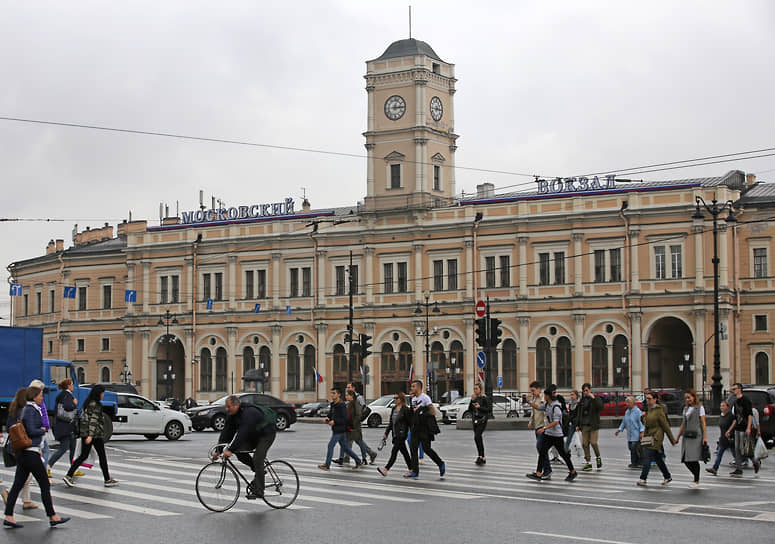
[155,336,185,401]
[646,317,693,389]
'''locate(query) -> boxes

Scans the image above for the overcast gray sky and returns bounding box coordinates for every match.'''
[2,0,774,317]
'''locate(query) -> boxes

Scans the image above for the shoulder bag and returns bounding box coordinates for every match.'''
[640,435,655,447]
[57,399,76,423]
[9,416,33,452]
[3,439,16,467]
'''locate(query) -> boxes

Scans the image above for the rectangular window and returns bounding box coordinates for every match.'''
[335,266,345,296]
[171,276,179,303]
[384,263,394,294]
[485,256,496,289]
[23,294,28,316]
[609,248,621,282]
[594,250,606,282]
[554,252,565,285]
[754,248,767,278]
[670,245,682,279]
[500,255,510,288]
[50,289,55,313]
[302,267,311,297]
[447,259,458,291]
[290,268,299,298]
[390,164,401,189]
[101,338,110,351]
[103,284,112,309]
[397,262,408,293]
[47,340,53,354]
[655,246,666,280]
[755,315,768,332]
[36,292,41,314]
[433,165,441,191]
[539,253,550,285]
[433,260,444,291]
[77,338,85,352]
[351,265,359,294]
[202,273,211,300]
[77,286,87,311]
[160,276,169,304]
[214,272,223,300]
[245,271,254,299]
[257,270,266,298]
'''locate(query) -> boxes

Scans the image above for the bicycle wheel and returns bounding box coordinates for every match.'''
[196,461,240,512]
[262,460,299,509]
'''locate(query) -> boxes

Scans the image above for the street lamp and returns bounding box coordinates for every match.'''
[157,309,178,400]
[693,196,736,414]
[119,362,132,385]
[677,353,694,392]
[414,292,440,396]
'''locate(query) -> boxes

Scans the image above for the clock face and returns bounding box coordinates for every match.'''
[430,96,443,121]
[384,95,406,121]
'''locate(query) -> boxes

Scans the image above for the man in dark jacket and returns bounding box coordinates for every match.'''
[318,388,361,470]
[578,383,604,471]
[216,396,275,499]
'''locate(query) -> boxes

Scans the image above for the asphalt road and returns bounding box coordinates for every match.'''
[2,420,773,543]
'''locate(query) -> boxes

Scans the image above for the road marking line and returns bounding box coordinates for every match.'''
[50,489,178,516]
[523,531,635,543]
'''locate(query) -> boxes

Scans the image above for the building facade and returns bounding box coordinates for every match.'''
[8,38,775,403]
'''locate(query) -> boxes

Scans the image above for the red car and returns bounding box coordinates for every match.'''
[594,391,642,417]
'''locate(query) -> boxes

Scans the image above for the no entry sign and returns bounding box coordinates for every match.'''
[475,300,486,318]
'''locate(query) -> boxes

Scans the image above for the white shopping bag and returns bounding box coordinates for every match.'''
[755,436,769,460]
[570,432,583,458]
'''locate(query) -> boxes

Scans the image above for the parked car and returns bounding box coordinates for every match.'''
[83,382,139,395]
[185,392,297,432]
[113,393,192,440]
[298,401,329,417]
[653,389,685,415]
[742,388,775,446]
[593,390,644,417]
[441,394,527,424]
[440,396,471,424]
[364,394,442,428]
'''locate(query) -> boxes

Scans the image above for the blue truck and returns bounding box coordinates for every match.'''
[0,325,118,436]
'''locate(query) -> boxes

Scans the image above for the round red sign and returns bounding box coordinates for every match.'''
[475,300,486,318]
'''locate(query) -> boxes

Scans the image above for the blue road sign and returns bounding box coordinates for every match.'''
[286,305,292,315]
[206,299,213,310]
[497,376,503,388]
[124,290,137,303]
[476,351,486,369]
[63,286,76,299]
[9,283,22,296]
[254,303,261,313]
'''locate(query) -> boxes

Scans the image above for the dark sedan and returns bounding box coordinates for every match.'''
[298,401,329,417]
[185,392,297,432]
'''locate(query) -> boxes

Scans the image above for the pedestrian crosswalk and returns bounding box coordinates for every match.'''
[2,447,775,525]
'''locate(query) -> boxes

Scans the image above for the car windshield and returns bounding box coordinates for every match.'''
[210,395,229,405]
[369,395,394,407]
[301,403,315,409]
[452,397,469,404]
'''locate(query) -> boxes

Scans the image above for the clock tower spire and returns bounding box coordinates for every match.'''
[363,38,458,212]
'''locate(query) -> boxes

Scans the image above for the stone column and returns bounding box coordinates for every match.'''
[60,334,70,363]
[228,255,237,310]
[607,338,614,388]
[465,239,474,299]
[719,307,731,387]
[124,330,135,386]
[573,314,585,387]
[629,229,640,292]
[365,141,375,199]
[365,247,375,305]
[413,244,424,300]
[464,317,474,394]
[519,317,530,392]
[270,324,282,397]
[315,322,328,399]
[183,257,193,312]
[183,328,194,397]
[272,253,282,309]
[141,330,151,398]
[630,312,643,391]
[316,250,327,306]
[693,309,706,393]
[126,263,135,315]
[519,237,529,296]
[573,233,584,295]
[142,262,151,314]
[693,224,705,290]
[227,327,237,394]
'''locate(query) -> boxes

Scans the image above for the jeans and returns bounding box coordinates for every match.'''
[536,430,552,475]
[341,437,375,462]
[326,433,360,467]
[639,447,671,481]
[68,437,111,481]
[537,434,574,474]
[407,430,423,459]
[5,451,56,517]
[473,419,487,458]
[41,436,51,466]
[712,442,732,470]
[235,433,275,496]
[48,434,75,468]
[564,426,576,453]
[627,441,642,465]
[409,433,443,473]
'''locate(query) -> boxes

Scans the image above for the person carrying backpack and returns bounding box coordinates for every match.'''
[525,384,578,482]
[213,396,276,499]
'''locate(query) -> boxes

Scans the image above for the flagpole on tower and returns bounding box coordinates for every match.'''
[408,5,412,39]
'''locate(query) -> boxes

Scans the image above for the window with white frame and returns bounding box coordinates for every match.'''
[433,260,444,291]
[554,252,565,284]
[650,237,684,280]
[35,290,42,314]
[200,265,225,301]
[447,259,458,291]
[481,249,512,289]
[428,252,459,292]
[331,257,357,296]
[754,314,768,332]
[76,280,89,311]
[670,245,682,278]
[655,246,666,279]
[101,337,110,351]
[588,239,624,283]
[753,247,768,278]
[397,262,408,293]
[243,267,268,299]
[49,287,55,313]
[383,263,394,294]
[102,283,113,309]
[485,256,496,288]
[335,265,346,296]
[533,242,568,286]
[433,165,441,191]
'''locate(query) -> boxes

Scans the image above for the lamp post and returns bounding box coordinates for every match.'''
[414,292,440,397]
[693,196,736,414]
[677,353,694,392]
[157,309,178,400]
[119,363,132,385]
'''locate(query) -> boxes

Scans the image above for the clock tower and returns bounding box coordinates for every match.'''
[363,38,458,211]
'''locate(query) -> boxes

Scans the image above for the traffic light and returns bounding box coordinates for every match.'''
[344,333,351,343]
[475,318,488,347]
[489,317,503,348]
[360,333,373,360]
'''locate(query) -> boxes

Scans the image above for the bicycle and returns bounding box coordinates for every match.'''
[195,443,299,512]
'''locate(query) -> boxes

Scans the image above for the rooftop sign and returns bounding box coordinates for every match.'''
[181,198,295,225]
[537,175,616,195]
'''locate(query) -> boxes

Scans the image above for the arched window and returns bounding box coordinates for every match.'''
[100,366,111,382]
[556,337,572,388]
[613,335,629,388]
[536,338,551,388]
[215,347,227,391]
[381,343,395,372]
[430,341,446,373]
[303,345,316,391]
[200,348,212,391]
[259,346,271,385]
[287,346,300,391]
[502,339,517,389]
[398,342,413,372]
[243,346,255,375]
[77,367,86,385]
[756,352,770,385]
[333,344,346,374]
[591,335,608,388]
[449,340,464,375]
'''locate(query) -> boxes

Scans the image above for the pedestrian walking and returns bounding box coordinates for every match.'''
[636,391,676,487]
[706,400,734,475]
[344,390,369,470]
[526,381,552,479]
[525,384,578,482]
[469,383,489,465]
[3,386,69,529]
[615,396,644,468]
[48,379,79,472]
[675,389,707,488]
[4,388,37,511]
[27,379,52,476]
[377,391,412,477]
[63,384,119,488]
[725,382,759,477]
[563,390,580,455]
[406,380,445,478]
[334,383,378,465]
[578,382,604,471]
[318,388,362,470]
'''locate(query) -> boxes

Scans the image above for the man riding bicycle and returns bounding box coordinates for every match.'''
[213,395,276,499]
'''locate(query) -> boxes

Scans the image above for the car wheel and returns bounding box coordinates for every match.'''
[461,411,471,419]
[275,413,289,431]
[212,414,227,432]
[144,434,159,440]
[192,423,206,432]
[507,410,519,418]
[165,420,184,441]
[367,414,382,428]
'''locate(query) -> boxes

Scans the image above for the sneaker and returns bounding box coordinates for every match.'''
[582,463,593,472]
[596,457,603,469]
[439,462,446,477]
[73,471,85,477]
[246,484,263,500]
[352,462,362,471]
[402,471,413,477]
[62,475,75,487]
[706,467,717,475]
[370,452,377,464]
[627,463,638,469]
[550,457,562,465]
[104,479,119,487]
[317,464,330,471]
[754,460,761,474]
[525,472,542,481]
[377,467,388,477]
[636,479,647,487]
[404,471,419,478]
[688,482,701,489]
[540,473,552,480]
[332,458,344,466]
[729,469,743,477]
[661,478,672,486]
[565,471,578,482]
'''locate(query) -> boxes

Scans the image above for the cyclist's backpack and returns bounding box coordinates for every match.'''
[254,404,278,432]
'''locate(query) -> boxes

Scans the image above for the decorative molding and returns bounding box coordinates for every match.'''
[270,324,283,336]
[384,151,406,161]
[430,152,446,162]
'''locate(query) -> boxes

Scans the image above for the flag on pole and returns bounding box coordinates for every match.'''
[313,366,323,383]
[408,364,414,382]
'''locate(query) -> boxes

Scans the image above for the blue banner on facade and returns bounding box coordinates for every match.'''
[124,290,137,303]
[206,299,213,310]
[254,303,261,313]
[63,286,76,299]
[286,305,291,315]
